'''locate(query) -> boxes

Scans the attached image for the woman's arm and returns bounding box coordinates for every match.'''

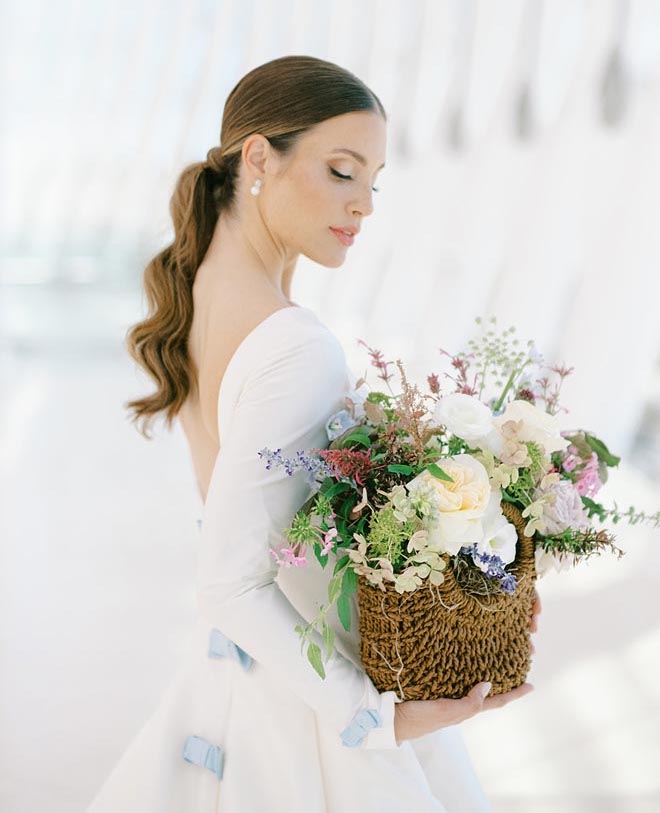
[196,326,403,750]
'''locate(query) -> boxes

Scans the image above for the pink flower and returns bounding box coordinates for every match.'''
[321,527,338,556]
[561,444,580,473]
[575,452,602,497]
[269,545,308,568]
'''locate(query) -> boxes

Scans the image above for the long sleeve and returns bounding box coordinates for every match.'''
[195,320,403,750]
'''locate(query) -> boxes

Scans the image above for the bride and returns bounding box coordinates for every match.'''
[88,54,539,812]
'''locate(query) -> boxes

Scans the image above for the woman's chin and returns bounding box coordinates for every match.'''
[304,249,346,268]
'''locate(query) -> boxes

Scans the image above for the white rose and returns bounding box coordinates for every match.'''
[474,491,518,569]
[408,454,492,556]
[433,393,494,441]
[492,400,570,455]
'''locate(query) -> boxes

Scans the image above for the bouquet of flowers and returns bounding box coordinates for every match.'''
[259,316,660,700]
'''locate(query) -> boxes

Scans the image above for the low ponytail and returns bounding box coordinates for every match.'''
[124,148,237,438]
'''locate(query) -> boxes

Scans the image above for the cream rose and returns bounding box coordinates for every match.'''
[407,454,492,556]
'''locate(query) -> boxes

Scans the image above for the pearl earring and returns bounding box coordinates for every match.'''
[250,178,262,196]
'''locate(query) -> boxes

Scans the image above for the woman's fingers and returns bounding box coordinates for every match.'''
[482,682,534,711]
[529,589,542,632]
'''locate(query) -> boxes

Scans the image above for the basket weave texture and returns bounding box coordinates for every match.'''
[356,502,537,700]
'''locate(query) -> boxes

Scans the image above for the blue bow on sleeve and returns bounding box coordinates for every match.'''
[340,707,382,747]
[207,627,253,671]
[182,734,224,780]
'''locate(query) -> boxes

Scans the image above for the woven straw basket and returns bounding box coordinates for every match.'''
[356,502,537,700]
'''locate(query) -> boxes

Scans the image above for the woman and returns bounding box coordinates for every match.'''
[88,55,539,812]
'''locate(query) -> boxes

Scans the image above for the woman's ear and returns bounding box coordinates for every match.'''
[241,133,271,180]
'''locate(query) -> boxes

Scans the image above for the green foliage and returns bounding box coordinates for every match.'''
[387,463,414,474]
[333,553,351,575]
[312,490,335,520]
[306,642,325,679]
[581,497,660,528]
[337,594,351,631]
[582,496,606,521]
[285,511,320,547]
[584,432,620,467]
[469,316,532,405]
[425,462,455,482]
[337,427,372,449]
[321,619,335,661]
[504,466,535,506]
[525,441,546,477]
[312,540,326,567]
[320,480,354,500]
[446,435,471,455]
[537,524,625,563]
[365,505,417,570]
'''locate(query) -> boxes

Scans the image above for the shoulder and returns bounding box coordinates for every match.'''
[242,306,347,389]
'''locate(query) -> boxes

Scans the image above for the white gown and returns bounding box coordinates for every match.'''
[87,305,494,812]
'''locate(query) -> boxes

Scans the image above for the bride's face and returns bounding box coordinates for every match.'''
[260,111,387,268]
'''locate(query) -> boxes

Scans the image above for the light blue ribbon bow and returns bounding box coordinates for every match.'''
[208,627,253,671]
[182,734,224,780]
[340,707,382,747]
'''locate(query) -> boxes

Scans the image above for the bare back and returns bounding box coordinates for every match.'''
[178,261,294,505]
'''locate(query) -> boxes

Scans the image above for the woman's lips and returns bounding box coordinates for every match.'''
[329,227,355,247]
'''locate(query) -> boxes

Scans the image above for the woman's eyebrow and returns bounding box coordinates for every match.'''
[329,147,385,170]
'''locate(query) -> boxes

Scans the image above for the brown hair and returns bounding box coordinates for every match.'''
[124,54,386,439]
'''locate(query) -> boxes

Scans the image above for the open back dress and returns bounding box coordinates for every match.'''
[87,304,493,812]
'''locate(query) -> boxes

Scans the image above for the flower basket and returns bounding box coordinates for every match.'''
[356,502,537,700]
[263,316,644,692]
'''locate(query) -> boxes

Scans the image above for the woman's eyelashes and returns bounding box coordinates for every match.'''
[329,167,379,193]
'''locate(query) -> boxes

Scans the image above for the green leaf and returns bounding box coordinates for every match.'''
[341,432,371,449]
[306,642,326,679]
[313,540,329,568]
[582,496,606,520]
[328,573,343,604]
[342,565,358,596]
[387,463,414,474]
[333,554,351,575]
[322,620,335,661]
[584,433,621,467]
[337,594,352,632]
[425,462,455,482]
[321,480,353,499]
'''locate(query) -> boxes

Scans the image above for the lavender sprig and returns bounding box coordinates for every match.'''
[460,543,518,595]
[257,446,335,485]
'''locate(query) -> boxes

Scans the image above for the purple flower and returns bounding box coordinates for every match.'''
[258,446,335,487]
[461,543,518,595]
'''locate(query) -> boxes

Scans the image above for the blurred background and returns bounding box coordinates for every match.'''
[2,0,660,811]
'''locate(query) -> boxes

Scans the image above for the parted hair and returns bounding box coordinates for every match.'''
[124,54,386,439]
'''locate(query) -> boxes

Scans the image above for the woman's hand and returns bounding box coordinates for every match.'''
[393,587,542,744]
[393,680,534,744]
